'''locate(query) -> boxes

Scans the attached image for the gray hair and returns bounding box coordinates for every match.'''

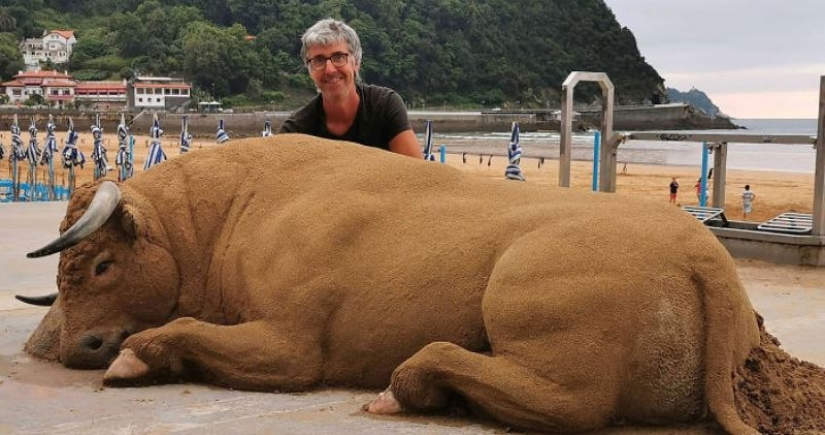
[301,18,363,68]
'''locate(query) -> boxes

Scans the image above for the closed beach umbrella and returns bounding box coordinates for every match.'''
[90,114,109,181]
[216,119,230,144]
[10,115,25,201]
[422,120,436,161]
[39,115,59,200]
[180,115,192,153]
[26,117,42,199]
[144,114,167,170]
[61,117,85,196]
[115,113,133,181]
[262,120,272,137]
[505,122,525,181]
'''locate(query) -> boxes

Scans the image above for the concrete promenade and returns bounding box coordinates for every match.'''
[1,201,823,434]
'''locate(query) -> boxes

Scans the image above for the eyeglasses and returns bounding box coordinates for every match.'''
[306,52,350,71]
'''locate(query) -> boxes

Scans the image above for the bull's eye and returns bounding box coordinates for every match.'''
[95,260,113,276]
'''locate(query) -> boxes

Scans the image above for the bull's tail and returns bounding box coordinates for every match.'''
[695,250,760,435]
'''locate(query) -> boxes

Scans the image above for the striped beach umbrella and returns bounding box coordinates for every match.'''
[115,113,133,181]
[422,120,436,161]
[180,115,192,153]
[262,120,272,137]
[505,122,525,181]
[216,119,229,144]
[90,114,109,181]
[10,115,25,201]
[38,115,58,200]
[61,117,85,196]
[26,117,41,200]
[144,114,167,170]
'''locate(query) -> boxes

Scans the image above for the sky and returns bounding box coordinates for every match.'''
[604,0,825,119]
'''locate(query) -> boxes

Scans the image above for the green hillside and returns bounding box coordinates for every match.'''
[0,0,666,109]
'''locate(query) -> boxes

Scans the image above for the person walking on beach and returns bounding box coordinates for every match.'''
[741,184,756,219]
[669,177,679,205]
[278,18,421,158]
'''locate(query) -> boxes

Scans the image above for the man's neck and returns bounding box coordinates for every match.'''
[323,84,360,135]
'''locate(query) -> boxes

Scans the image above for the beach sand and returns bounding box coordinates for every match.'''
[3,132,815,224]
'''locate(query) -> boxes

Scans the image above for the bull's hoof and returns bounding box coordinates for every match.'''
[103,349,150,385]
[364,388,403,415]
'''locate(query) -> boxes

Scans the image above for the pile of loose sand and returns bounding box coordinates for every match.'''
[734,313,825,434]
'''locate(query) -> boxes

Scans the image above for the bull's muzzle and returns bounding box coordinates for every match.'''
[62,329,130,369]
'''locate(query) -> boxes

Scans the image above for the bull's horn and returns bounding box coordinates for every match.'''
[27,181,122,258]
[15,293,58,306]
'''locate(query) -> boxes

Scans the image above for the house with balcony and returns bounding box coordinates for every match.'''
[74,81,128,110]
[20,30,77,70]
[1,70,75,107]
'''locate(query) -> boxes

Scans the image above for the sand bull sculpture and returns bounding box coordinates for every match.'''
[20,134,822,433]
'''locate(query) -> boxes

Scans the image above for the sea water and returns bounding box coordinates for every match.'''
[435,119,819,173]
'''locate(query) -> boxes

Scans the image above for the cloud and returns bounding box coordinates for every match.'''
[605,0,825,118]
[713,90,820,119]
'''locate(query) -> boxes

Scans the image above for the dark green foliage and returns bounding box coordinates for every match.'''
[18,0,666,107]
[0,31,23,78]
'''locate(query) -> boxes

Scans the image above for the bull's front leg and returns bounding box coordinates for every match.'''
[103,317,322,391]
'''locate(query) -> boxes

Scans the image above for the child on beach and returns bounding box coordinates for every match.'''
[742,185,756,219]
[669,177,679,204]
[694,179,701,201]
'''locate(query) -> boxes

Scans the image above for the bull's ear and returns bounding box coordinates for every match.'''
[120,202,144,241]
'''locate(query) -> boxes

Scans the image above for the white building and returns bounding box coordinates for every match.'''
[20,30,77,70]
[130,76,192,111]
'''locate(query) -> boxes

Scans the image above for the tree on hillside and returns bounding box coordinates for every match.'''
[0,32,24,80]
[0,7,17,32]
[182,22,263,97]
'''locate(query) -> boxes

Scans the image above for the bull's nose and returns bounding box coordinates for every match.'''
[80,334,104,351]
[63,331,129,369]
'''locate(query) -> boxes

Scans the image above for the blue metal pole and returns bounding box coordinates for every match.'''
[592,131,601,192]
[128,134,134,180]
[439,145,446,164]
[11,159,17,201]
[700,142,709,207]
[48,157,54,201]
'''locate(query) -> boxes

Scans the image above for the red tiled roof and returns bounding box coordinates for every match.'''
[135,83,191,89]
[75,81,126,91]
[42,80,76,87]
[50,30,75,40]
[14,70,72,79]
[1,80,25,87]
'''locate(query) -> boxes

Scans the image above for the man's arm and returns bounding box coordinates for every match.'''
[389,129,423,158]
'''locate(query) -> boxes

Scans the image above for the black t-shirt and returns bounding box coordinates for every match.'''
[278,84,411,151]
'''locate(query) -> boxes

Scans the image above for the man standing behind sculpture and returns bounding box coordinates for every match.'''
[279,18,422,158]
